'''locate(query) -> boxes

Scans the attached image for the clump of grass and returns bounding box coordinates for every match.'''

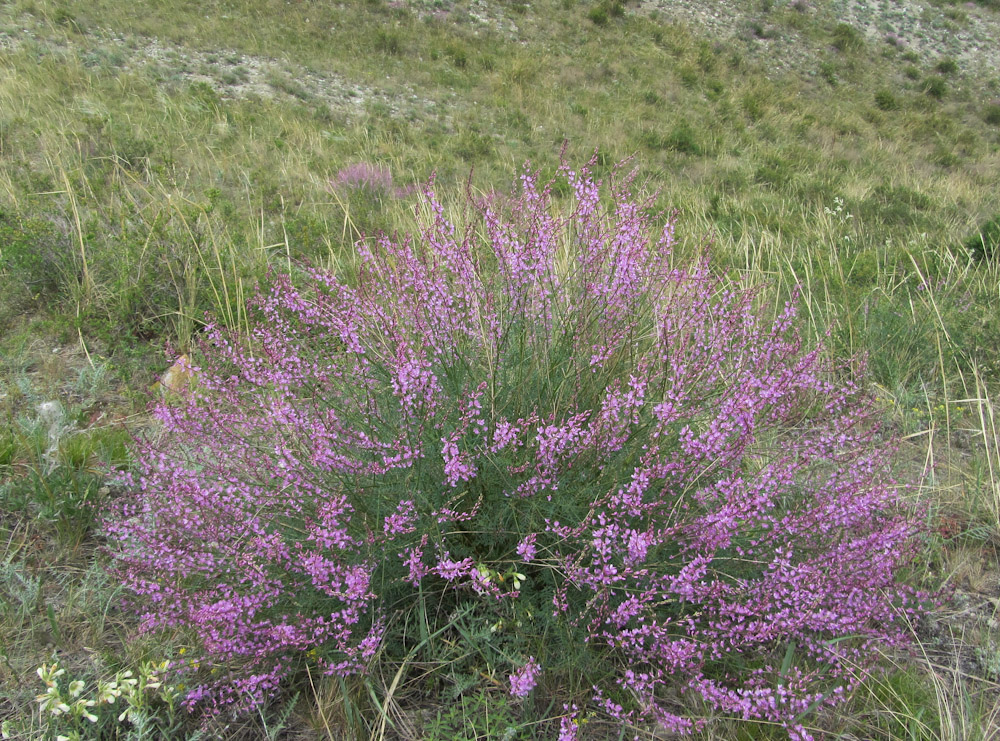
[964,214,1000,262]
[935,56,959,75]
[984,100,1000,126]
[0,209,72,305]
[374,28,404,56]
[884,32,905,48]
[874,89,900,111]
[265,68,312,101]
[922,75,948,99]
[587,0,623,26]
[817,60,839,85]
[831,23,864,53]
[640,121,704,155]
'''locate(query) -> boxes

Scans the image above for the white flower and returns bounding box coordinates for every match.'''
[117,670,138,693]
[36,687,71,716]
[36,663,66,687]
[97,680,121,704]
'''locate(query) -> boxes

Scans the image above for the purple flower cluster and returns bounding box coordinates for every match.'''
[106,159,922,736]
[508,656,541,698]
[329,162,413,199]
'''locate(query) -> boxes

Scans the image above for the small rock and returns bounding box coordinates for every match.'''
[157,355,196,394]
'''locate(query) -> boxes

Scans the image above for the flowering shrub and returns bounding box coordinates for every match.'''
[329,161,413,199]
[106,160,922,737]
[327,161,414,241]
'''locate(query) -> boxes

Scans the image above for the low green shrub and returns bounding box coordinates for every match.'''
[874,89,899,111]
[831,23,864,53]
[964,213,1000,261]
[934,57,959,75]
[0,210,71,300]
[587,0,623,25]
[984,101,1000,126]
[921,75,947,99]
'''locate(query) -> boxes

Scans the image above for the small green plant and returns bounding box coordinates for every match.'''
[640,121,703,155]
[641,90,661,105]
[984,101,1000,126]
[943,6,968,24]
[975,644,1000,681]
[934,56,959,75]
[748,21,778,40]
[0,397,130,546]
[421,689,523,740]
[57,432,99,472]
[52,6,81,32]
[0,429,16,468]
[754,153,792,189]
[587,4,608,25]
[861,184,932,228]
[874,89,899,111]
[860,666,941,740]
[374,29,404,56]
[27,660,182,740]
[921,75,947,99]
[587,0,623,25]
[883,32,904,48]
[818,60,838,85]
[443,41,470,69]
[265,69,311,100]
[964,214,1000,261]
[0,211,71,301]
[831,23,863,53]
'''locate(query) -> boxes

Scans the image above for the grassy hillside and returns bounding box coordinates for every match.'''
[1,0,999,737]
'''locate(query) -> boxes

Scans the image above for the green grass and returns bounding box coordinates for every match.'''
[2,0,1000,736]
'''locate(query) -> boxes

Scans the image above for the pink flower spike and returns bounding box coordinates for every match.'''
[516,533,538,562]
[509,657,541,698]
